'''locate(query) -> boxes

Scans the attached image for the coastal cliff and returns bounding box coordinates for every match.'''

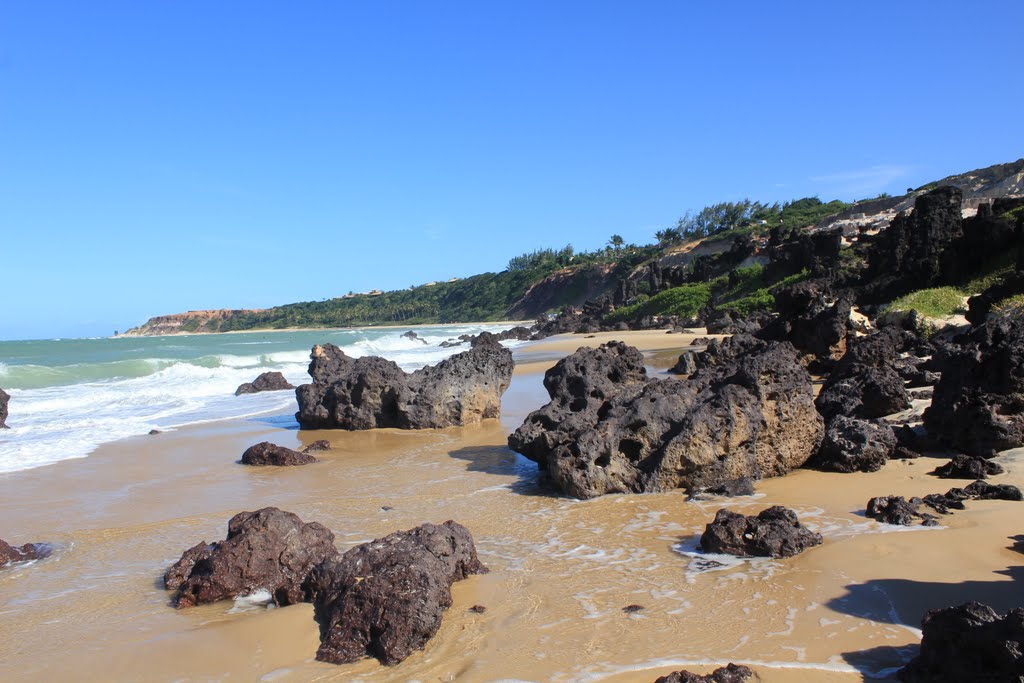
[121,309,266,336]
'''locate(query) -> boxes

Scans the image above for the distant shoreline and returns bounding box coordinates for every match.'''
[113,319,532,340]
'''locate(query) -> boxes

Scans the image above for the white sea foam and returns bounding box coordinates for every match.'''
[0,324,516,474]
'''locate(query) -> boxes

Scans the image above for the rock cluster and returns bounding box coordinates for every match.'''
[234,371,295,396]
[924,318,1024,456]
[807,415,896,473]
[898,601,1024,682]
[509,338,823,498]
[311,521,487,665]
[931,455,1004,480]
[699,506,822,558]
[295,333,513,430]
[0,538,47,567]
[654,664,754,683]
[240,441,317,466]
[867,480,1022,526]
[164,507,338,608]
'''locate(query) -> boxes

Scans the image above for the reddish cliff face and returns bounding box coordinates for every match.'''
[122,309,265,336]
[505,265,618,320]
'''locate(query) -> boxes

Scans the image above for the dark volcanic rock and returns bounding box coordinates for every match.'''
[295,335,513,430]
[164,507,337,608]
[0,387,8,428]
[0,538,47,567]
[235,371,295,396]
[866,496,938,526]
[240,441,317,466]
[401,330,428,344]
[700,506,822,558]
[302,439,331,453]
[808,416,897,473]
[310,521,487,665]
[816,363,909,420]
[931,455,1004,480]
[923,318,1024,456]
[898,601,1024,682]
[654,663,754,683]
[760,278,852,361]
[509,339,823,498]
[966,271,1024,325]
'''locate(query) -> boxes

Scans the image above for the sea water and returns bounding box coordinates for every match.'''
[0,324,519,474]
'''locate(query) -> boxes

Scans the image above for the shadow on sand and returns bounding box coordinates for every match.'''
[447,444,565,498]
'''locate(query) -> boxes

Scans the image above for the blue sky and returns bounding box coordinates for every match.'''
[1,1,1021,339]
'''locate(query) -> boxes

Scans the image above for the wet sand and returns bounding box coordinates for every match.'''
[1,330,1022,682]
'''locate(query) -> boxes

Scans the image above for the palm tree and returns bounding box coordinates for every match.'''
[608,234,625,252]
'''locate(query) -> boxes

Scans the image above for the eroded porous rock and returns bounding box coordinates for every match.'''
[0,387,9,428]
[240,441,317,466]
[509,339,822,498]
[164,507,337,608]
[0,538,47,567]
[310,521,487,665]
[302,439,331,453]
[295,336,513,430]
[235,371,295,396]
[654,663,754,683]
[700,506,822,558]
[866,496,938,526]
[898,601,1024,682]
[931,455,1004,480]
[807,415,896,473]
[759,278,852,361]
[923,318,1024,456]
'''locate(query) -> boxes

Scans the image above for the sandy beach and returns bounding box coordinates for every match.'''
[1,330,1022,682]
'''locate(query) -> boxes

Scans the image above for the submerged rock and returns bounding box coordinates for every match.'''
[310,521,487,665]
[931,455,1004,480]
[924,318,1024,456]
[234,371,295,396]
[654,664,754,683]
[0,538,47,567]
[401,330,428,344]
[898,601,1024,682]
[509,338,822,499]
[240,441,317,466]
[0,387,8,428]
[699,506,822,558]
[302,439,331,453]
[164,507,337,608]
[295,335,513,430]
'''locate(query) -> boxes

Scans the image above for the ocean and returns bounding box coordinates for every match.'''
[0,323,519,475]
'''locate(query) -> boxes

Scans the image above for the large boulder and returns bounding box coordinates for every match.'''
[654,664,753,683]
[0,538,46,567]
[240,441,317,466]
[164,507,337,608]
[759,278,852,361]
[898,602,1024,682]
[807,415,897,473]
[0,387,8,428]
[310,521,487,665]
[234,371,295,396]
[931,455,1004,480]
[509,338,823,499]
[295,335,513,430]
[923,318,1024,456]
[699,506,822,558]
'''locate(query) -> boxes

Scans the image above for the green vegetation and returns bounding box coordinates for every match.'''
[605,282,714,323]
[994,294,1024,320]
[886,287,967,319]
[715,267,810,316]
[961,251,1018,294]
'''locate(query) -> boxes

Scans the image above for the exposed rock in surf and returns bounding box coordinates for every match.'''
[302,439,331,453]
[867,481,1022,526]
[699,506,822,558]
[0,538,48,567]
[866,496,938,526]
[164,507,337,608]
[240,441,317,466]
[931,455,1004,480]
[295,334,513,430]
[0,387,9,428]
[234,371,295,396]
[696,477,757,498]
[401,330,428,344]
[654,663,754,683]
[310,521,487,665]
[509,338,822,499]
[898,601,1024,682]
[923,318,1024,456]
[807,415,896,473]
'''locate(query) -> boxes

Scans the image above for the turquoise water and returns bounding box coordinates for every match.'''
[0,324,517,474]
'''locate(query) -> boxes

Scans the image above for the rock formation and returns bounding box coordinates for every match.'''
[867,481,1022,526]
[898,601,1024,682]
[758,278,852,361]
[0,538,47,567]
[302,439,331,453]
[509,338,823,499]
[699,506,822,558]
[240,441,317,466]
[401,330,428,344]
[866,496,938,526]
[310,521,486,665]
[164,507,337,608]
[234,371,295,396]
[931,455,1004,480]
[924,318,1024,456]
[295,334,513,430]
[807,416,896,473]
[654,663,754,683]
[0,387,8,428]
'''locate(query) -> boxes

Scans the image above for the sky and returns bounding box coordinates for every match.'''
[1,1,1022,340]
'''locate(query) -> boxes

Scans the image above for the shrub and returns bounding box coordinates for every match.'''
[886,287,967,318]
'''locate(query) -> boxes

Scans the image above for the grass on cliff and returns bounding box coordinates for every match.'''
[886,287,967,319]
[605,282,715,322]
[715,266,810,316]
[994,294,1024,321]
